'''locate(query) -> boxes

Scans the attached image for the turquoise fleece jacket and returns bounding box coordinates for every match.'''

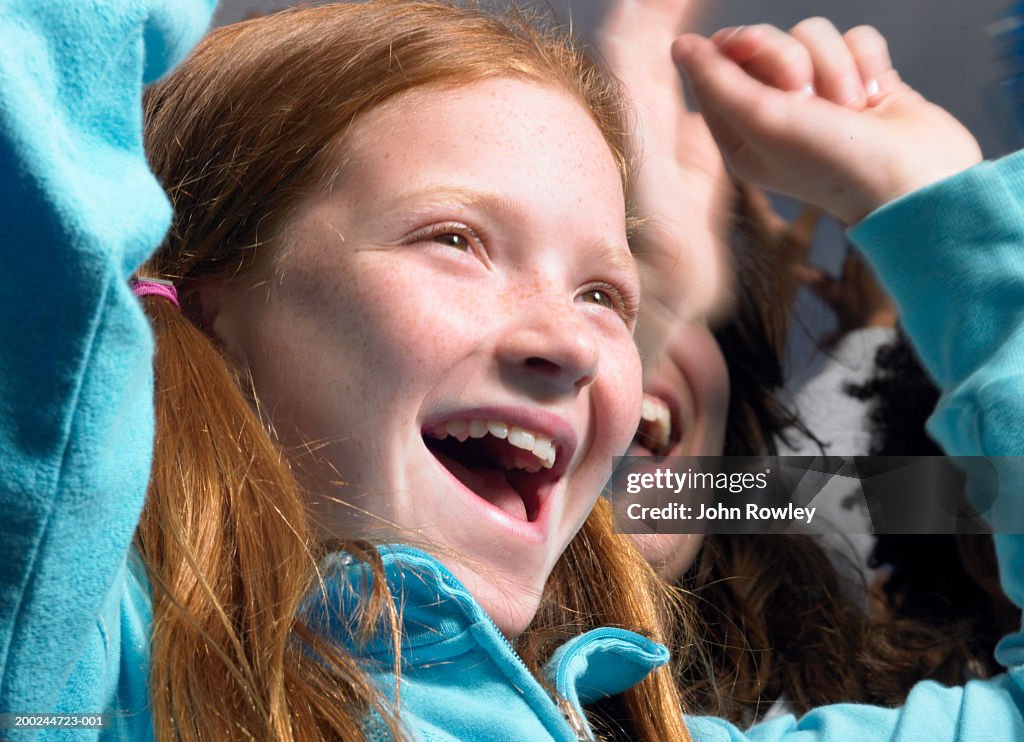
[4,2,1024,741]
[304,545,670,741]
[0,2,213,740]
[687,155,1024,740]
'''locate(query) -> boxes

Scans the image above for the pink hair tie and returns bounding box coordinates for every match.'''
[130,278,180,308]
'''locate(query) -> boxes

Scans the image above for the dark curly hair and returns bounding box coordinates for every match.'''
[848,328,1019,680]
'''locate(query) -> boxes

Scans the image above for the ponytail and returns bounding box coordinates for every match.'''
[135,295,400,740]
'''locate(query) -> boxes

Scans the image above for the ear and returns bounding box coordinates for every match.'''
[178,280,220,335]
[180,280,248,364]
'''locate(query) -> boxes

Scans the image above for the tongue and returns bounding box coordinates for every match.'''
[435,450,528,521]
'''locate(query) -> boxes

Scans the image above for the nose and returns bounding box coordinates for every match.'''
[495,299,600,396]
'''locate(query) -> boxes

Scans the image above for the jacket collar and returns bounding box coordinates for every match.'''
[301,544,669,730]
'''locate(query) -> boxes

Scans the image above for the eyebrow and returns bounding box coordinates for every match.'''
[387,184,528,224]
[587,237,641,290]
[388,184,639,283]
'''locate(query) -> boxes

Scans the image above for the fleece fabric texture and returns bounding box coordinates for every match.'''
[687,152,1024,741]
[304,545,670,742]
[0,1,214,739]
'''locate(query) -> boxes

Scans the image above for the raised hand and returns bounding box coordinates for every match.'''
[596,0,733,330]
[671,19,982,224]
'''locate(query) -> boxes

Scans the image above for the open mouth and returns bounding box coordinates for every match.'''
[632,393,679,457]
[424,418,564,523]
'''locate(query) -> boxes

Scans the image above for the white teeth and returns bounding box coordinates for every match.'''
[446,419,469,442]
[641,396,662,422]
[432,418,558,469]
[532,437,553,465]
[640,394,672,450]
[510,446,543,473]
[507,427,536,451]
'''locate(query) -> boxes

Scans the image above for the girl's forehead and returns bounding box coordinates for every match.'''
[331,76,629,232]
[344,77,617,173]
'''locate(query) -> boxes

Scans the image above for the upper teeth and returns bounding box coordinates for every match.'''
[427,419,557,470]
[640,394,672,451]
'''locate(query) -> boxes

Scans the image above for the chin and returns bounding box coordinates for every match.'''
[447,557,547,638]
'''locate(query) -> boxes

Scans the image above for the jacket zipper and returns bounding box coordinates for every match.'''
[401,549,592,741]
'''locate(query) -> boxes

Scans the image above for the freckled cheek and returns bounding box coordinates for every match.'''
[597,339,644,456]
[332,263,493,375]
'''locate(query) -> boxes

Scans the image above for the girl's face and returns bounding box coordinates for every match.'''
[209,77,642,636]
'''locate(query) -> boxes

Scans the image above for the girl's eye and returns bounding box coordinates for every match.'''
[409,223,485,256]
[432,232,471,251]
[580,288,615,309]
[408,222,490,265]
[578,282,639,326]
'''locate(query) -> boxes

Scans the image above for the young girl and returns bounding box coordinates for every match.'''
[5,3,1024,742]
[672,17,1024,742]
[598,1,1017,725]
[0,2,692,740]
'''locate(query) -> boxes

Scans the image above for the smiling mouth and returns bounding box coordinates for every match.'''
[424,419,563,523]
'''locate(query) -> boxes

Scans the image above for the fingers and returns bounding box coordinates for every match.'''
[711,24,814,93]
[844,25,900,101]
[597,0,709,163]
[673,23,924,221]
[598,16,689,160]
[598,1,733,320]
[790,17,866,107]
[704,20,897,108]
[673,33,787,128]
[673,32,811,175]
[672,34,770,173]
[600,0,704,38]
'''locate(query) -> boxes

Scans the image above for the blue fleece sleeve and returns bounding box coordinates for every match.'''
[0,0,214,728]
[685,152,1024,740]
[849,150,1024,673]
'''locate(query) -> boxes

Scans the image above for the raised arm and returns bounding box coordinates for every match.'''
[595,0,732,335]
[0,0,213,722]
[671,17,1024,742]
